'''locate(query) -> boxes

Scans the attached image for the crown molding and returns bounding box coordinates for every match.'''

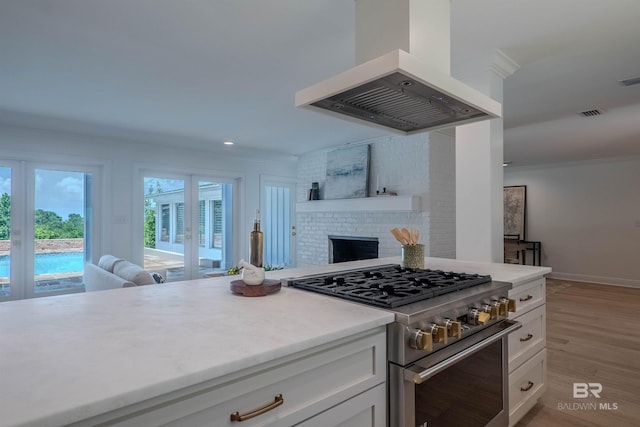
[491,49,520,79]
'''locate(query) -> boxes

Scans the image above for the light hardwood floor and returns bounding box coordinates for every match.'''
[516,278,640,427]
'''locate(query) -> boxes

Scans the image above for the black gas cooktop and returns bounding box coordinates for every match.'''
[287,264,492,308]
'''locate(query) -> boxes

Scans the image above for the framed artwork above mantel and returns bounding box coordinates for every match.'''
[324,145,370,200]
[504,185,526,240]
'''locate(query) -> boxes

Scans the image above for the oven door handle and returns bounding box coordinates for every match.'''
[406,321,522,384]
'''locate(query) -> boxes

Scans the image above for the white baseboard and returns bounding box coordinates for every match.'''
[548,272,640,289]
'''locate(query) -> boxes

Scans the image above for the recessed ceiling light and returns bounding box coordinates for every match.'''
[223,141,234,145]
[503,162,511,167]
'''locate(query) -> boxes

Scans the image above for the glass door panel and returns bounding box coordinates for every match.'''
[32,169,90,295]
[0,166,11,297]
[142,175,234,281]
[0,161,99,300]
[196,180,233,278]
[143,177,186,281]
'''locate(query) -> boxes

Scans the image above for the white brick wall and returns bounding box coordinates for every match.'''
[429,131,456,258]
[295,132,455,267]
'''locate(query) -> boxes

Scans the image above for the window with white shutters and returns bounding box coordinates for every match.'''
[175,202,184,244]
[199,200,205,246]
[212,200,222,248]
[161,204,170,242]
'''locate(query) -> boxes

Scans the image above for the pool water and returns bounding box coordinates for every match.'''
[0,252,84,277]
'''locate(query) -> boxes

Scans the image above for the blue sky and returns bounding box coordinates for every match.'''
[36,170,85,218]
[0,168,9,196]
[0,167,85,219]
[0,170,191,219]
[144,177,184,195]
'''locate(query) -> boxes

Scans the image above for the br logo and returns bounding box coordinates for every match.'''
[573,383,602,398]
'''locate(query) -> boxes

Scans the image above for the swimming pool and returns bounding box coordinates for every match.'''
[0,252,84,277]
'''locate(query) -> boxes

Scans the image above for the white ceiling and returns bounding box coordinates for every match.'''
[1,0,639,166]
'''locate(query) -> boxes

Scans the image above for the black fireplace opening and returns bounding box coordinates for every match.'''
[329,235,379,264]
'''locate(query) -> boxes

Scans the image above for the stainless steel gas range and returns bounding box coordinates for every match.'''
[287,264,521,427]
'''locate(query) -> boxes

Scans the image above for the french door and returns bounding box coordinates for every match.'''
[261,177,296,267]
[141,172,234,281]
[0,161,101,301]
[0,162,17,300]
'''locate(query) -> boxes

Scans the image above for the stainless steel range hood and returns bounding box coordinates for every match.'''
[295,0,502,134]
[296,50,501,133]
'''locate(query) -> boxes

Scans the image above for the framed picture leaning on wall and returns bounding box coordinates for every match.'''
[504,185,526,240]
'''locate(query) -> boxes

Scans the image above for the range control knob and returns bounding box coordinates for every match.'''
[500,297,517,313]
[492,300,508,318]
[468,308,491,325]
[443,318,462,339]
[481,303,499,320]
[409,329,433,352]
[427,324,448,345]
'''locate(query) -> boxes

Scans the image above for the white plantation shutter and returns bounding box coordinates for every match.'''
[213,200,222,248]
[175,203,184,243]
[161,204,170,242]
[198,200,205,246]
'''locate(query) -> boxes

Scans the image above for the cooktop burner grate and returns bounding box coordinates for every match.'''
[287,265,492,308]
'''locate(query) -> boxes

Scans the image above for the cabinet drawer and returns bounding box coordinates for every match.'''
[295,383,386,427]
[509,278,545,317]
[509,349,546,427]
[508,305,546,372]
[88,330,386,427]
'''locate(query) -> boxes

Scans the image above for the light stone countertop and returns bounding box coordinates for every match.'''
[269,256,552,286]
[0,257,550,427]
[411,256,552,285]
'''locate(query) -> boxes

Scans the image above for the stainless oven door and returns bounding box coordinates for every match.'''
[389,320,521,427]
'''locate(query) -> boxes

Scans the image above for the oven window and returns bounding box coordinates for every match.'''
[414,340,503,427]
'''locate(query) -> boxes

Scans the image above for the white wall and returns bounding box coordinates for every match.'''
[295,132,456,267]
[504,157,640,287]
[0,122,297,267]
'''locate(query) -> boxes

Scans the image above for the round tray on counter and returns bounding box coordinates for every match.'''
[230,279,282,297]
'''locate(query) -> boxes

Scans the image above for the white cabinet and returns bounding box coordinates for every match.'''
[295,384,385,427]
[509,349,547,424]
[507,277,547,426]
[508,278,545,318]
[70,328,386,427]
[508,304,546,370]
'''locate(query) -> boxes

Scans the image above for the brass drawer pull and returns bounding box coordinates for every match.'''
[520,333,534,342]
[521,381,534,392]
[230,394,284,422]
[519,295,533,302]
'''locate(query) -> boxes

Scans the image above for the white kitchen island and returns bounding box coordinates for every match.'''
[0,257,550,427]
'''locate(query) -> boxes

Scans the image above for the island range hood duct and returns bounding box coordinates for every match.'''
[295,1,502,134]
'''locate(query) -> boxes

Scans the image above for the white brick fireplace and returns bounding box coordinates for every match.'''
[295,131,456,267]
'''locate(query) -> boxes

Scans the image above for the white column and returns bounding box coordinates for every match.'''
[455,51,519,262]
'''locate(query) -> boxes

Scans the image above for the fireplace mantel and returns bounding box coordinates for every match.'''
[296,195,421,213]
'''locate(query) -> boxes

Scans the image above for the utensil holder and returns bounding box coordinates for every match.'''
[401,244,424,269]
